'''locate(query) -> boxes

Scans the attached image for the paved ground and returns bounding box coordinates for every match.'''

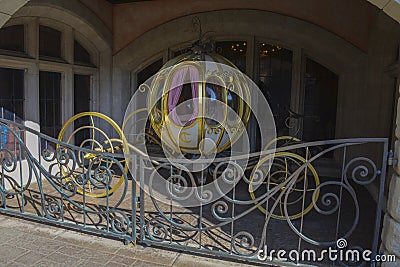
[0,214,258,267]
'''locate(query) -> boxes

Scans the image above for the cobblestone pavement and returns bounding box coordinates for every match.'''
[0,214,259,267]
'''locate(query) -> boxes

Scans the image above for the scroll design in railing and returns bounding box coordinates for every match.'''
[141,140,384,259]
[0,119,131,237]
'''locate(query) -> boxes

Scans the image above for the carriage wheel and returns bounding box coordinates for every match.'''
[57,112,126,198]
[249,151,320,220]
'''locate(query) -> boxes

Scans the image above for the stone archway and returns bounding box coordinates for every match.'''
[368,0,400,23]
[0,0,29,28]
[1,1,400,31]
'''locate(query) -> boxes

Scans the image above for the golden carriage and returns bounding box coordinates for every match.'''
[57,43,320,220]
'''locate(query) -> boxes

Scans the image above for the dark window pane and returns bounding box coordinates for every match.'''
[303,58,338,141]
[137,59,163,146]
[258,43,293,136]
[44,101,54,127]
[0,67,24,121]
[173,49,186,58]
[0,67,25,156]
[0,25,25,53]
[74,74,91,145]
[74,74,91,113]
[74,40,92,65]
[216,41,247,73]
[39,71,61,139]
[137,58,163,86]
[39,26,62,58]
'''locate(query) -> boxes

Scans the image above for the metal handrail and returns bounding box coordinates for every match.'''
[0,117,388,164]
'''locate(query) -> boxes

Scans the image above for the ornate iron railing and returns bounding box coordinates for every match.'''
[0,118,388,266]
[0,118,135,242]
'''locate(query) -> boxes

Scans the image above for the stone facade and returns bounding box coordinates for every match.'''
[381,132,400,266]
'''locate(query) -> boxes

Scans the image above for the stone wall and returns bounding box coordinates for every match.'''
[112,0,377,54]
[381,150,400,264]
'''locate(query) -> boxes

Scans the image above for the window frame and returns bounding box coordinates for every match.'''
[0,17,99,138]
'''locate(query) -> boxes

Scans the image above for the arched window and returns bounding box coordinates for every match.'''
[39,25,62,59]
[0,25,25,53]
[74,40,92,66]
[0,20,99,145]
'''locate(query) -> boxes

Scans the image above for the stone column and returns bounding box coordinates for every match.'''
[381,112,400,266]
[111,66,131,126]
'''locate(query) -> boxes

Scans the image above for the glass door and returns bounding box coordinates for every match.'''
[39,71,61,139]
[258,42,293,137]
[73,74,91,146]
[302,58,338,142]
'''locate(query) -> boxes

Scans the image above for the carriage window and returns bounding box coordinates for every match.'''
[0,25,25,53]
[303,58,338,141]
[205,79,225,126]
[39,71,62,138]
[39,26,62,59]
[258,43,293,136]
[216,41,247,73]
[74,40,92,65]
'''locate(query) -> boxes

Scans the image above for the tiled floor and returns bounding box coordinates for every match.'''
[0,215,257,267]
